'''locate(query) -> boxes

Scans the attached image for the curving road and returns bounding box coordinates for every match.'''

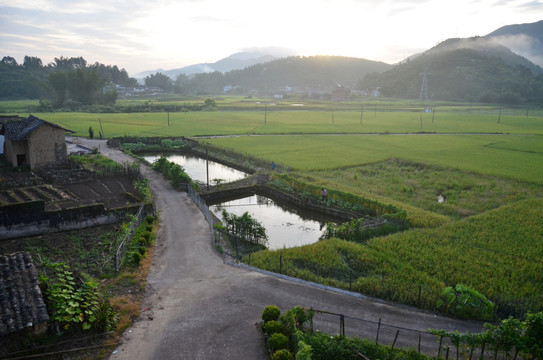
[70,138,484,360]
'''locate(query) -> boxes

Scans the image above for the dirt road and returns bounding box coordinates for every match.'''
[73,138,484,359]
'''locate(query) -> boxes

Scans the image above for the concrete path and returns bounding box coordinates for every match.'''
[70,138,484,359]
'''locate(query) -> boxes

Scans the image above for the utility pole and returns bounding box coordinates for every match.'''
[419,66,429,102]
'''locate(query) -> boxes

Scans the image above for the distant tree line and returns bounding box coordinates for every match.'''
[0,55,137,107]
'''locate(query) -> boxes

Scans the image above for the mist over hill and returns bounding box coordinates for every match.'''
[487,20,543,67]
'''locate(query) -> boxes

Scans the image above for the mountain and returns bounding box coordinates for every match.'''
[487,20,543,67]
[228,56,392,90]
[359,36,543,103]
[179,56,393,95]
[133,48,296,79]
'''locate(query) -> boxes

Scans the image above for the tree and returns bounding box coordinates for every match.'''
[47,71,69,107]
[23,56,43,69]
[144,72,173,92]
[174,73,190,94]
[0,56,19,68]
[67,68,105,105]
[53,56,87,71]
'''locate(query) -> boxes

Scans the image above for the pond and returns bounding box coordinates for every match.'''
[209,194,339,250]
[143,153,248,184]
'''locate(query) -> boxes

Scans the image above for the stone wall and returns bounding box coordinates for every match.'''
[0,201,154,240]
[27,125,67,168]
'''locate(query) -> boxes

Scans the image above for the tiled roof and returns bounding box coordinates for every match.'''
[0,252,49,336]
[1,115,74,141]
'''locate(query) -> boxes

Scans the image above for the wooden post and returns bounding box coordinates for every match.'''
[375,318,381,344]
[248,253,251,266]
[432,106,436,123]
[418,333,421,353]
[391,330,400,349]
[479,341,486,360]
[167,110,170,126]
[206,147,209,191]
[498,108,502,123]
[418,285,422,305]
[340,314,345,337]
[438,335,443,357]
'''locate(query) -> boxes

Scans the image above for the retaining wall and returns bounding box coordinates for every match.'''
[0,201,154,240]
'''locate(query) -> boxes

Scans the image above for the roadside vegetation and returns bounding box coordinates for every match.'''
[261,305,543,360]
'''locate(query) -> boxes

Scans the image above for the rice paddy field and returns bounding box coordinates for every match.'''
[3,97,542,318]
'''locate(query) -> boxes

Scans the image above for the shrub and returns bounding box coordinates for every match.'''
[437,284,494,321]
[268,333,289,352]
[263,320,284,335]
[262,305,281,322]
[272,349,293,360]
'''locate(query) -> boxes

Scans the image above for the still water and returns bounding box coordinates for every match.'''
[143,153,248,184]
[209,194,336,250]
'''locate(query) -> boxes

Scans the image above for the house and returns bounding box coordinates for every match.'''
[331,84,350,102]
[0,252,49,337]
[0,115,74,169]
[0,115,22,155]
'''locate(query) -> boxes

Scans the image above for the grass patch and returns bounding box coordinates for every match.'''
[303,158,543,220]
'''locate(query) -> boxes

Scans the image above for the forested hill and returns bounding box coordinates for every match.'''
[176,56,392,95]
[225,56,392,90]
[359,37,543,104]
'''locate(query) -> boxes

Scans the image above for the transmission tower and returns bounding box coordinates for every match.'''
[419,66,429,102]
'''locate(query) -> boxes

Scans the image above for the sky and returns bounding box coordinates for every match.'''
[1,0,542,76]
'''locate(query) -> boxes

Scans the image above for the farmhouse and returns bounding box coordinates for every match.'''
[331,84,350,102]
[0,115,74,169]
[0,252,49,337]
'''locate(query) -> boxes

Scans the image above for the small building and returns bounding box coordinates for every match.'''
[0,115,22,155]
[331,84,350,102]
[0,115,74,169]
[0,252,50,337]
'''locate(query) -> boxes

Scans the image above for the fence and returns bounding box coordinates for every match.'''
[310,308,487,360]
[114,202,146,271]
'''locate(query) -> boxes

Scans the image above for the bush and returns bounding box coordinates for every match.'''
[436,284,494,321]
[262,305,281,322]
[272,349,293,360]
[268,333,289,352]
[263,320,284,335]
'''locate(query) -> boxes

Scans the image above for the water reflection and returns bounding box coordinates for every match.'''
[143,153,248,184]
[210,194,336,250]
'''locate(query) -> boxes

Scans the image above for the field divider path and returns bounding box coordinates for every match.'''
[71,137,485,360]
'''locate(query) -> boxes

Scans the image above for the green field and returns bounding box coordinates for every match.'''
[3,98,542,318]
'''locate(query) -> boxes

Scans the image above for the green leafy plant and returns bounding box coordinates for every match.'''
[263,320,284,336]
[437,284,494,320]
[262,305,281,323]
[268,333,289,352]
[42,262,101,332]
[272,349,293,360]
